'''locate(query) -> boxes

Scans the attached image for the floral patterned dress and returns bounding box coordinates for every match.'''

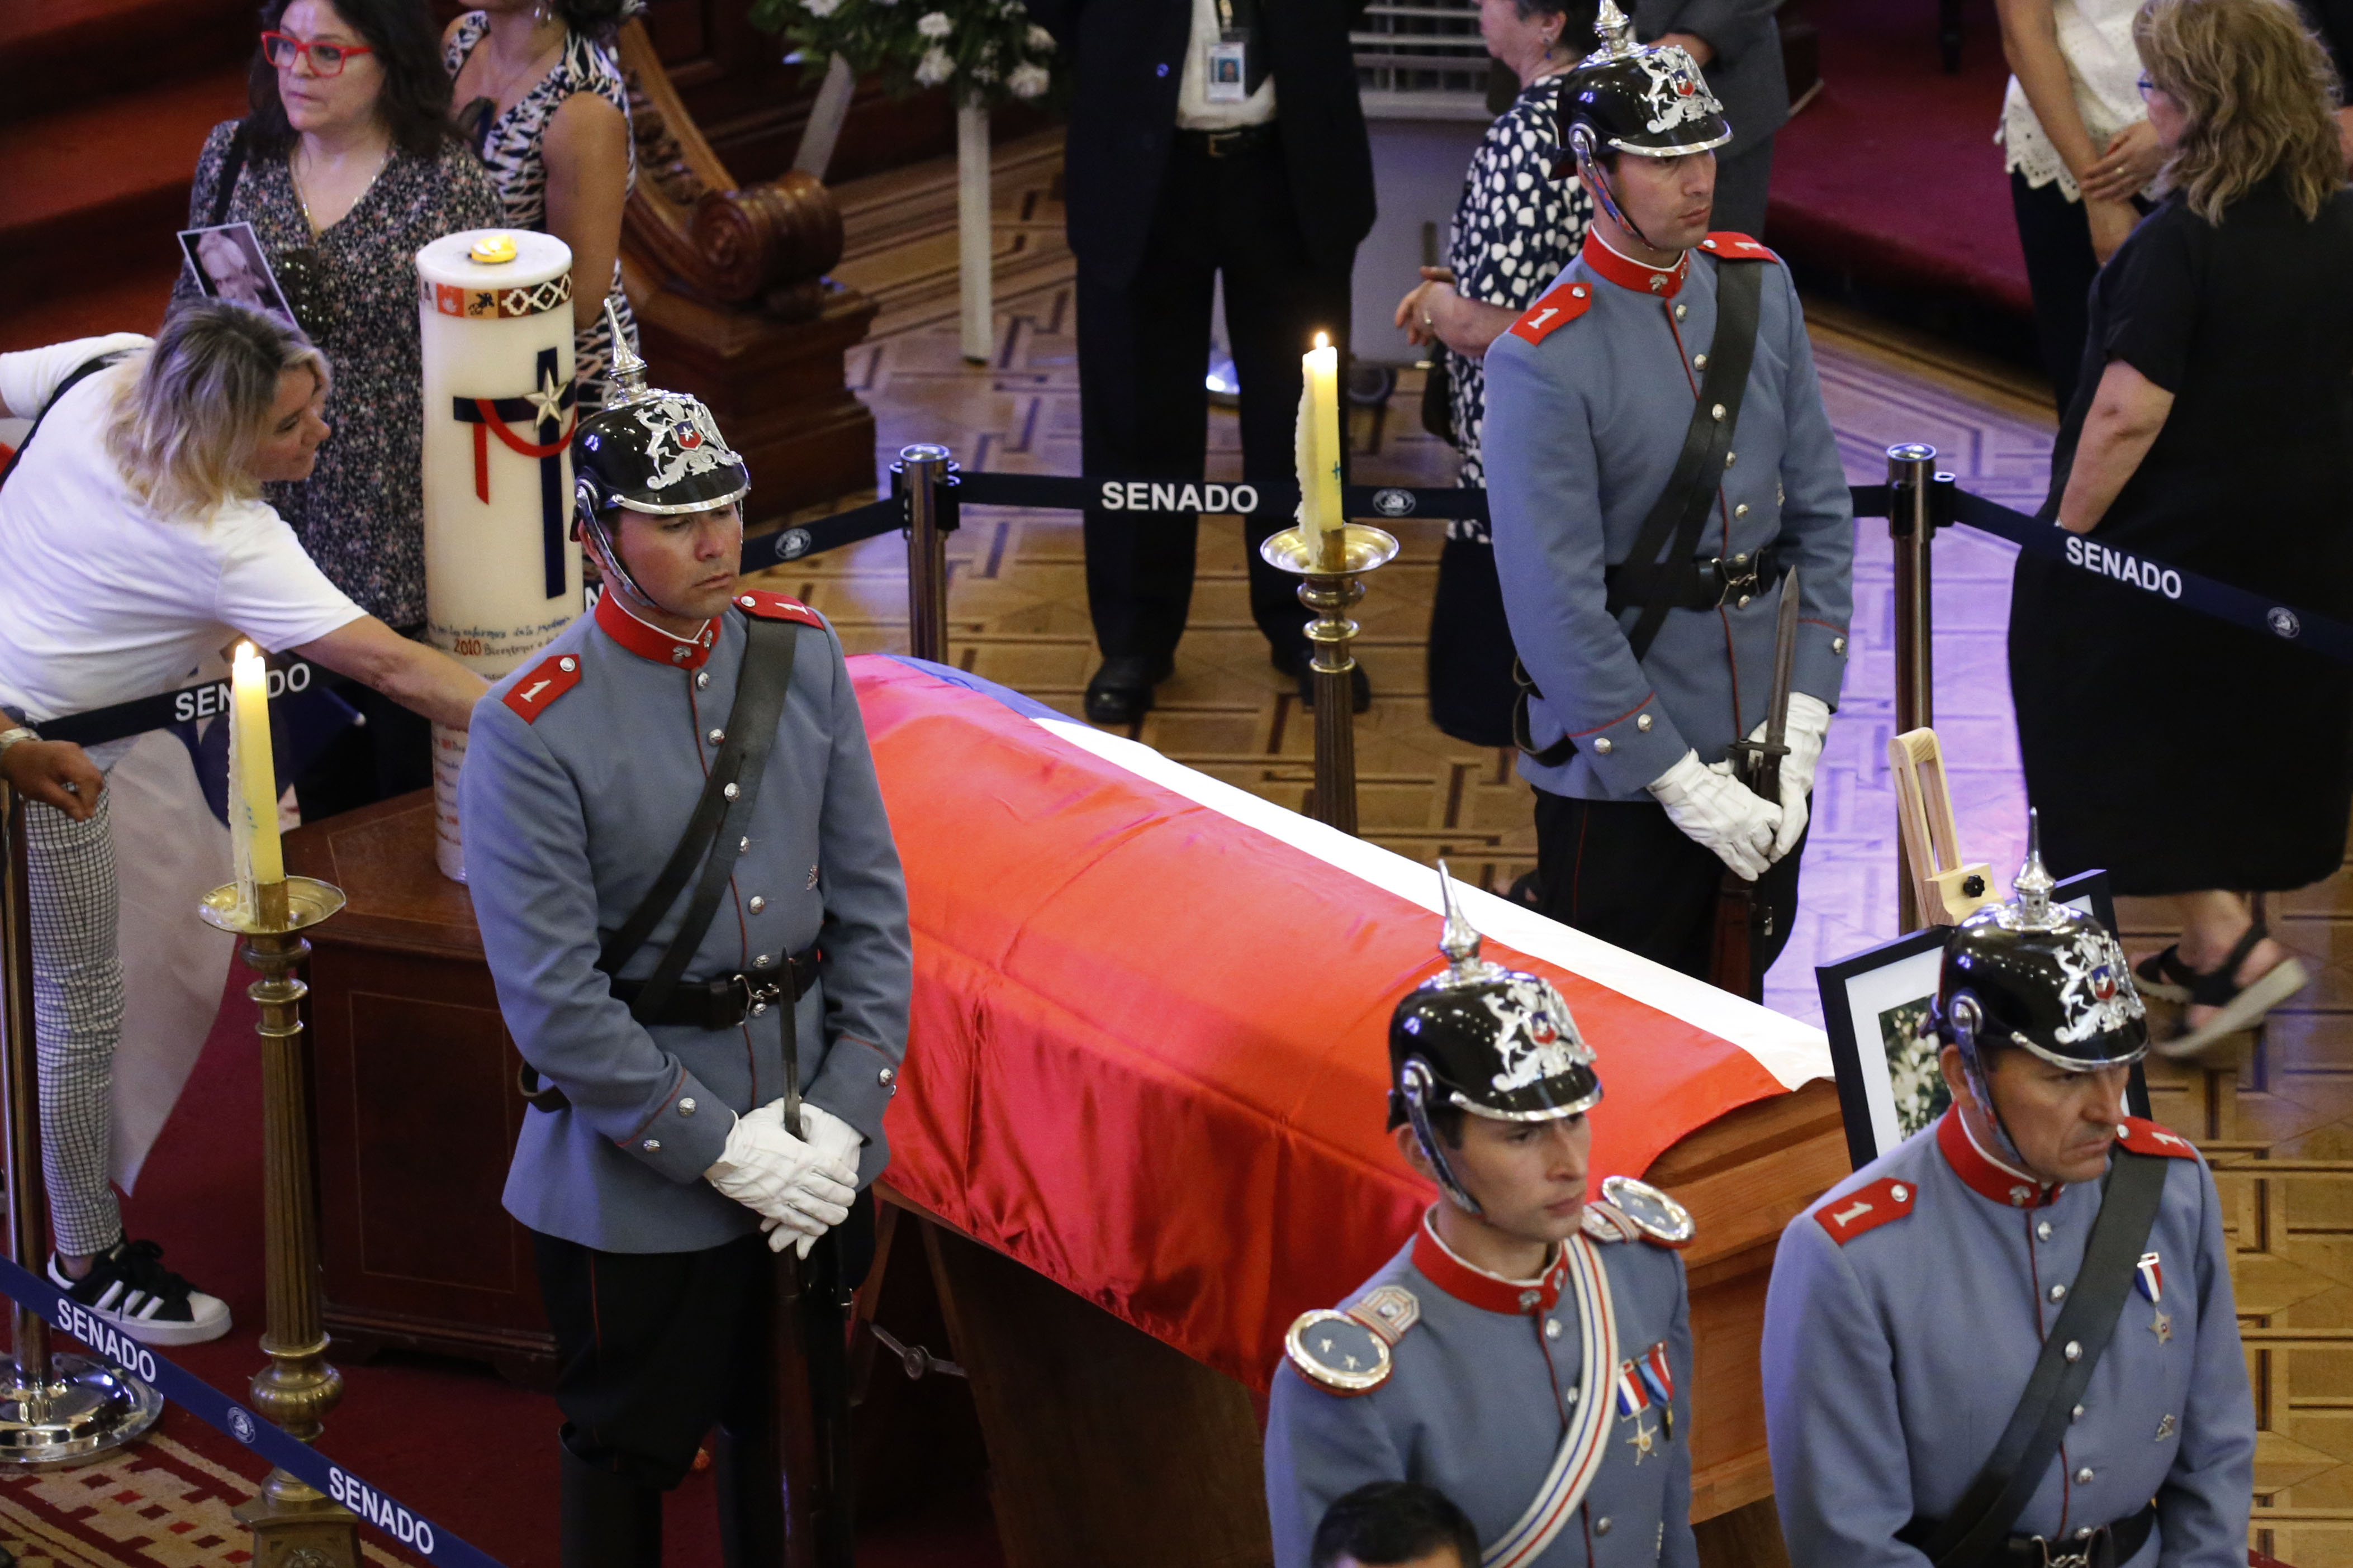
[180,123,503,627]
[447,12,641,414]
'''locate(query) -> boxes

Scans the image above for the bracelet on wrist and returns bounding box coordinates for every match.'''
[0,726,39,761]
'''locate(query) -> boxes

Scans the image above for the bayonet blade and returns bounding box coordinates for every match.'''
[1763,565,1801,754]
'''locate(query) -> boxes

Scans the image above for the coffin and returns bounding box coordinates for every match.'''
[286,657,1847,1565]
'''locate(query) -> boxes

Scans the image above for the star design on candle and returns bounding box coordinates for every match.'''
[523,363,568,427]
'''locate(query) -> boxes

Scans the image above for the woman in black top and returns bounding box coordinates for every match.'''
[2010,0,2350,1055]
[181,0,501,818]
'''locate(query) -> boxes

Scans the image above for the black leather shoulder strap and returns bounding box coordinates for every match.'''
[208,120,250,229]
[1916,1148,2173,1567]
[0,349,135,490]
[1510,254,1770,768]
[1613,255,1768,663]
[597,611,805,1021]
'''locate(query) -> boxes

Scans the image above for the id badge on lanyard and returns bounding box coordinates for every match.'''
[1204,0,1255,102]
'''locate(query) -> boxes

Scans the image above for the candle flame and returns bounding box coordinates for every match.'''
[1313,331,1329,350]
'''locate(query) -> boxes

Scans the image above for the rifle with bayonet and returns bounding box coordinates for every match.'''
[1707,567,1801,1000]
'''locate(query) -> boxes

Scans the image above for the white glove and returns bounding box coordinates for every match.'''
[757,1104,867,1257]
[1646,749,1782,881]
[704,1100,856,1251]
[1740,692,1832,860]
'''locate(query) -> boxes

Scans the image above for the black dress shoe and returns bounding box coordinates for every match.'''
[1084,655,1170,724]
[1296,662,1373,714]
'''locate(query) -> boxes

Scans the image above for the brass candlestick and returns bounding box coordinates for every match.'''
[0,792,162,1467]
[1259,523,1401,834]
[198,875,360,1566]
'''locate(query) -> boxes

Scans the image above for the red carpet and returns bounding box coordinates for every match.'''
[1770,0,2033,317]
[101,963,1003,1567]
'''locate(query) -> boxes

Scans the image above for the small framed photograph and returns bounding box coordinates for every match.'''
[1816,871,2153,1170]
[178,223,296,326]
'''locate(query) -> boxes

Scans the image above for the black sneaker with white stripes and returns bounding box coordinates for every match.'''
[48,1238,230,1346]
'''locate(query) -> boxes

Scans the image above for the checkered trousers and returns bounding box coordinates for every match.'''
[20,791,125,1257]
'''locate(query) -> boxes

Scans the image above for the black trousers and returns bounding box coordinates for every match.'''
[1709,137,1776,243]
[2010,172,2101,416]
[1533,788,1808,985]
[532,1198,876,1567]
[1076,129,1355,669]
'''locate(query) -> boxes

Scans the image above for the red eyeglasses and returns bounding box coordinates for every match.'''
[260,31,374,77]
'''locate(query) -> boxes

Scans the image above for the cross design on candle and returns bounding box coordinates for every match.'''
[452,345,577,599]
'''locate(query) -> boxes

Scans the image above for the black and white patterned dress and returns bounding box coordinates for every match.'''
[1444,75,1595,533]
[447,12,641,413]
[1426,74,1592,748]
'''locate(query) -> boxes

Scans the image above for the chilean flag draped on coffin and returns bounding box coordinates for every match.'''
[850,657,1829,1394]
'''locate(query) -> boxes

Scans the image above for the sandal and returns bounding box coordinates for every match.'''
[2133,945,2199,1004]
[2156,919,2311,1059]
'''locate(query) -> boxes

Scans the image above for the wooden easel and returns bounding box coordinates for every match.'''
[1887,728,1997,930]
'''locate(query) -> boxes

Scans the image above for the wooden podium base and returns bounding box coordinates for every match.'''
[286,792,1830,1565]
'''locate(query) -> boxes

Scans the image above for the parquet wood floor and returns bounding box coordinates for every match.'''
[781,132,2353,1566]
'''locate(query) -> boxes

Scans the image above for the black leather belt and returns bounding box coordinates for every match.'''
[610,947,822,1030]
[517,946,820,1112]
[1178,122,1277,158]
[1999,1504,2154,1568]
[1905,1504,2154,1568]
[1605,544,1783,614]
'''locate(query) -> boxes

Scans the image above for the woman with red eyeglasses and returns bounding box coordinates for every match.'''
[175,0,501,821]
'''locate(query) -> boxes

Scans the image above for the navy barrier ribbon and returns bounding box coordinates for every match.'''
[0,1252,505,1566]
[1848,479,2353,666]
[37,656,324,749]
[36,466,2351,751]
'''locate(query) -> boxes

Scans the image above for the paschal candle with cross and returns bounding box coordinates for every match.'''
[417,228,585,881]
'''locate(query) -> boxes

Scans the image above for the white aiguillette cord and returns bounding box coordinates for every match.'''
[1482,1232,1620,1568]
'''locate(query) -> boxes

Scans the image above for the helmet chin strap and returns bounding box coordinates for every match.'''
[1400,1061,1484,1217]
[1570,125,1668,257]
[1953,1010,2039,1179]
[576,502,658,611]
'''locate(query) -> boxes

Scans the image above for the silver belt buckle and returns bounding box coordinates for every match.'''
[1712,552,1762,609]
[2031,1537,2095,1568]
[732,972,786,1018]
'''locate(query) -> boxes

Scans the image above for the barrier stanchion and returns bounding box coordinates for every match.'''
[1260,524,1400,834]
[196,872,361,1563]
[0,788,162,1465]
[894,444,958,664]
[1885,442,1943,934]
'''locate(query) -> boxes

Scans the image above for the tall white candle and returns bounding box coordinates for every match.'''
[1296,332,1344,568]
[417,229,582,882]
[228,641,282,914]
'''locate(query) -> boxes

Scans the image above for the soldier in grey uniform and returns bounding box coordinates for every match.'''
[1763,838,2255,1567]
[1264,871,1700,1568]
[461,330,910,1567]
[1483,1,1852,983]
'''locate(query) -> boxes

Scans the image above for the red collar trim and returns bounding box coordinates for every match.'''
[594,590,718,669]
[1412,1210,1567,1315]
[1581,231,1688,299]
[1937,1107,2062,1209]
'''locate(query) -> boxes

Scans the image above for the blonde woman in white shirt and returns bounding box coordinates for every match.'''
[0,302,484,1346]
[1998,0,2167,411]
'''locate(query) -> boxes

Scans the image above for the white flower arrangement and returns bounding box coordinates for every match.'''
[751,0,1061,107]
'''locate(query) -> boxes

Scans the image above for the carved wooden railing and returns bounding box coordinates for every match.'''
[614,21,879,516]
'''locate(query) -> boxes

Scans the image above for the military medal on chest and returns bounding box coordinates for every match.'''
[1614,1341,1675,1458]
[2137,1250,2172,1343]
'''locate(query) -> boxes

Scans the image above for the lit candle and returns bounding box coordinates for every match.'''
[1296,332,1344,568]
[229,641,284,909]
